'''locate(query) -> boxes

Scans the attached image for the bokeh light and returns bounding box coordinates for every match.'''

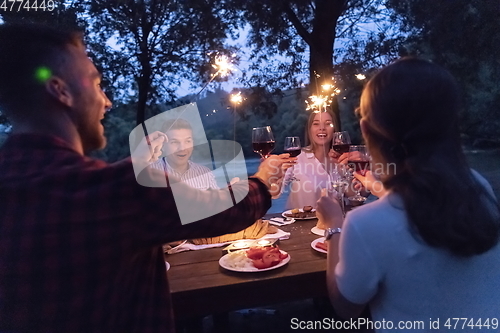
[35,67,52,83]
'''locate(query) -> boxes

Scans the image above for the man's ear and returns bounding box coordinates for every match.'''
[45,76,74,108]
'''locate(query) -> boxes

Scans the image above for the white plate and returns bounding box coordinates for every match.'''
[165,261,170,271]
[282,209,317,220]
[311,237,327,254]
[219,249,290,272]
[311,226,325,236]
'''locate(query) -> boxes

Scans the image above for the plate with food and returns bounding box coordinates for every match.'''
[282,206,317,220]
[311,219,326,236]
[219,246,290,272]
[311,237,328,254]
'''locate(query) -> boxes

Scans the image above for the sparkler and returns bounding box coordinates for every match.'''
[321,83,333,91]
[230,91,243,105]
[306,75,342,113]
[161,53,237,134]
[305,94,332,113]
[355,73,366,80]
[212,54,235,79]
[195,53,236,99]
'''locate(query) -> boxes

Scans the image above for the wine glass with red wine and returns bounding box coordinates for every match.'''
[347,145,370,203]
[252,126,275,159]
[284,136,301,182]
[331,131,351,154]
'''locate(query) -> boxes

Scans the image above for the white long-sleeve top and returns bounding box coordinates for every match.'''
[283,151,339,209]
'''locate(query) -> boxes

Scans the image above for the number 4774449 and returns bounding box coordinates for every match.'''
[444,318,498,330]
[0,0,55,12]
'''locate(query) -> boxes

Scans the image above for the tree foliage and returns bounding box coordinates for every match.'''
[222,0,388,128]
[81,0,238,125]
[384,0,500,139]
[2,0,498,154]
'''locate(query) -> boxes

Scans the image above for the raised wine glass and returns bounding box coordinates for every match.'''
[347,145,370,203]
[331,131,351,154]
[252,126,275,159]
[284,136,301,182]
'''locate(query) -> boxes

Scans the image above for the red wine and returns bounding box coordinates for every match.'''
[348,160,370,176]
[253,141,275,157]
[332,144,351,154]
[285,148,301,157]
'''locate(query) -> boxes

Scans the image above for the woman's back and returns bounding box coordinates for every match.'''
[336,171,500,330]
[319,57,500,331]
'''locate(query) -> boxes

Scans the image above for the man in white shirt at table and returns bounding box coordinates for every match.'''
[150,118,220,190]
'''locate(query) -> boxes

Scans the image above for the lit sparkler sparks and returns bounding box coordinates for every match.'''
[306,80,342,112]
[211,54,236,78]
[306,94,333,113]
[162,52,238,134]
[321,83,333,91]
[194,53,236,98]
[230,91,243,105]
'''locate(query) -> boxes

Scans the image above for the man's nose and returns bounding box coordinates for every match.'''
[104,92,112,111]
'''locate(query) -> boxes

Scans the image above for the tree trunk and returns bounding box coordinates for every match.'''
[135,24,152,150]
[136,71,150,126]
[308,0,346,130]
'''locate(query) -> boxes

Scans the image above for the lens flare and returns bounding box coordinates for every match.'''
[35,67,52,83]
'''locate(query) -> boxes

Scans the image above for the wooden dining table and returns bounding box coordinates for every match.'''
[166,213,338,320]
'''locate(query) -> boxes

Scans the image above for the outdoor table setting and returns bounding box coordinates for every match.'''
[165,210,340,321]
[166,125,369,320]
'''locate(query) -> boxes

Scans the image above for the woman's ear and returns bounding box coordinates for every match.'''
[45,76,74,108]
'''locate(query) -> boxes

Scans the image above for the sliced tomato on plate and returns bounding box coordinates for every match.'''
[246,247,268,260]
[247,246,288,269]
[315,241,328,251]
[262,251,281,267]
[251,259,270,269]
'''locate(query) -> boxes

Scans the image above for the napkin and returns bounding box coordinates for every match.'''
[165,227,290,254]
[268,217,296,226]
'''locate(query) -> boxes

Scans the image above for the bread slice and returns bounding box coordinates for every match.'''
[191,219,277,245]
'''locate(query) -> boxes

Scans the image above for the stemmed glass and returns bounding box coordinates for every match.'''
[330,131,351,214]
[331,131,351,154]
[330,164,349,216]
[252,126,275,159]
[284,136,301,182]
[347,145,370,203]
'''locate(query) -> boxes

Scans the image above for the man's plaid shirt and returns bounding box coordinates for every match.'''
[0,134,271,332]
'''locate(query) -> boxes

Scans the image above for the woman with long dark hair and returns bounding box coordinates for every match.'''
[317,58,500,325]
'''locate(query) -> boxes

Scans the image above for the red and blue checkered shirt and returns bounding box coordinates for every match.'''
[0,134,271,332]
